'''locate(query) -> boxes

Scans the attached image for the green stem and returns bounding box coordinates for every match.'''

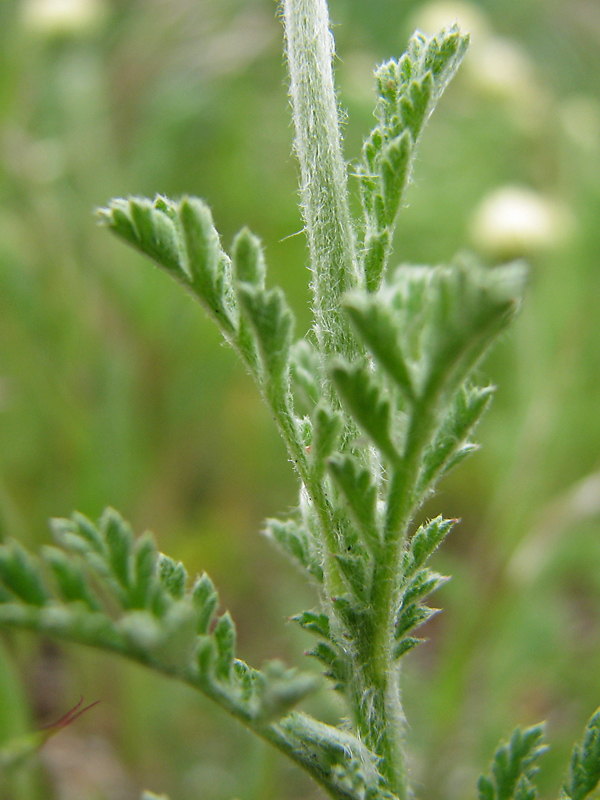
[267,387,346,597]
[361,404,441,799]
[281,0,360,363]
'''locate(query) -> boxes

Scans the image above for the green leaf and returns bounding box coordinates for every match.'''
[334,552,371,605]
[478,775,496,800]
[0,543,48,607]
[479,723,547,800]
[178,197,236,333]
[310,403,343,473]
[395,603,438,640]
[232,227,266,287]
[157,554,187,600]
[278,712,383,798]
[291,610,331,640]
[264,518,323,582]
[362,230,389,293]
[237,284,294,383]
[422,259,527,402]
[380,132,412,225]
[327,454,380,553]
[399,73,433,142]
[344,293,415,402]
[405,516,456,576]
[402,568,447,606]
[306,642,348,688]
[357,26,470,291]
[392,636,423,660]
[42,546,101,611]
[101,508,134,591]
[562,708,600,800]
[191,572,219,635]
[98,196,185,278]
[213,611,236,679]
[331,360,399,462]
[290,340,322,412]
[417,385,493,493]
[129,532,159,611]
[61,511,106,556]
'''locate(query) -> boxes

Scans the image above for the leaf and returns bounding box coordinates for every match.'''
[417,385,493,493]
[479,724,547,800]
[50,513,127,605]
[101,508,134,591]
[157,554,187,600]
[362,230,389,293]
[64,511,106,556]
[327,454,380,553]
[357,26,470,291]
[42,546,101,611]
[422,259,527,403]
[392,636,423,660]
[213,612,236,679]
[405,516,456,576]
[395,603,438,640]
[291,610,331,640]
[562,708,600,800]
[263,518,323,582]
[178,197,236,332]
[331,360,399,462]
[402,568,447,606]
[309,403,343,474]
[344,293,415,402]
[399,73,433,142]
[237,284,294,383]
[100,196,240,337]
[231,227,266,287]
[129,533,159,611]
[290,339,322,411]
[98,196,184,278]
[380,132,412,225]
[191,572,219,635]
[306,642,349,689]
[0,543,48,607]
[334,552,371,605]
[278,712,384,799]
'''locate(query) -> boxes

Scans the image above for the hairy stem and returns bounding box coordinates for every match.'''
[281,0,360,363]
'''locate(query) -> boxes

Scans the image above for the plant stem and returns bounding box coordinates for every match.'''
[281,0,360,363]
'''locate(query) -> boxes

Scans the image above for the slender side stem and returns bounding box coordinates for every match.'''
[267,387,346,597]
[282,0,360,363]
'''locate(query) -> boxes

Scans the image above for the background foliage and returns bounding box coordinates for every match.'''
[0,0,599,798]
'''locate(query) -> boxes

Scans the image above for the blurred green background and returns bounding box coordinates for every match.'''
[0,0,599,798]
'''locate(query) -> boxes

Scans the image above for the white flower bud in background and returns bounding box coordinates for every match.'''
[409,1,490,42]
[466,37,534,100]
[21,0,106,38]
[470,185,571,258]
[467,37,550,134]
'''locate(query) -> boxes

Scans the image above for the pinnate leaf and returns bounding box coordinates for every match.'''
[327,453,380,552]
[478,724,547,800]
[562,708,600,800]
[331,360,399,462]
[237,283,294,383]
